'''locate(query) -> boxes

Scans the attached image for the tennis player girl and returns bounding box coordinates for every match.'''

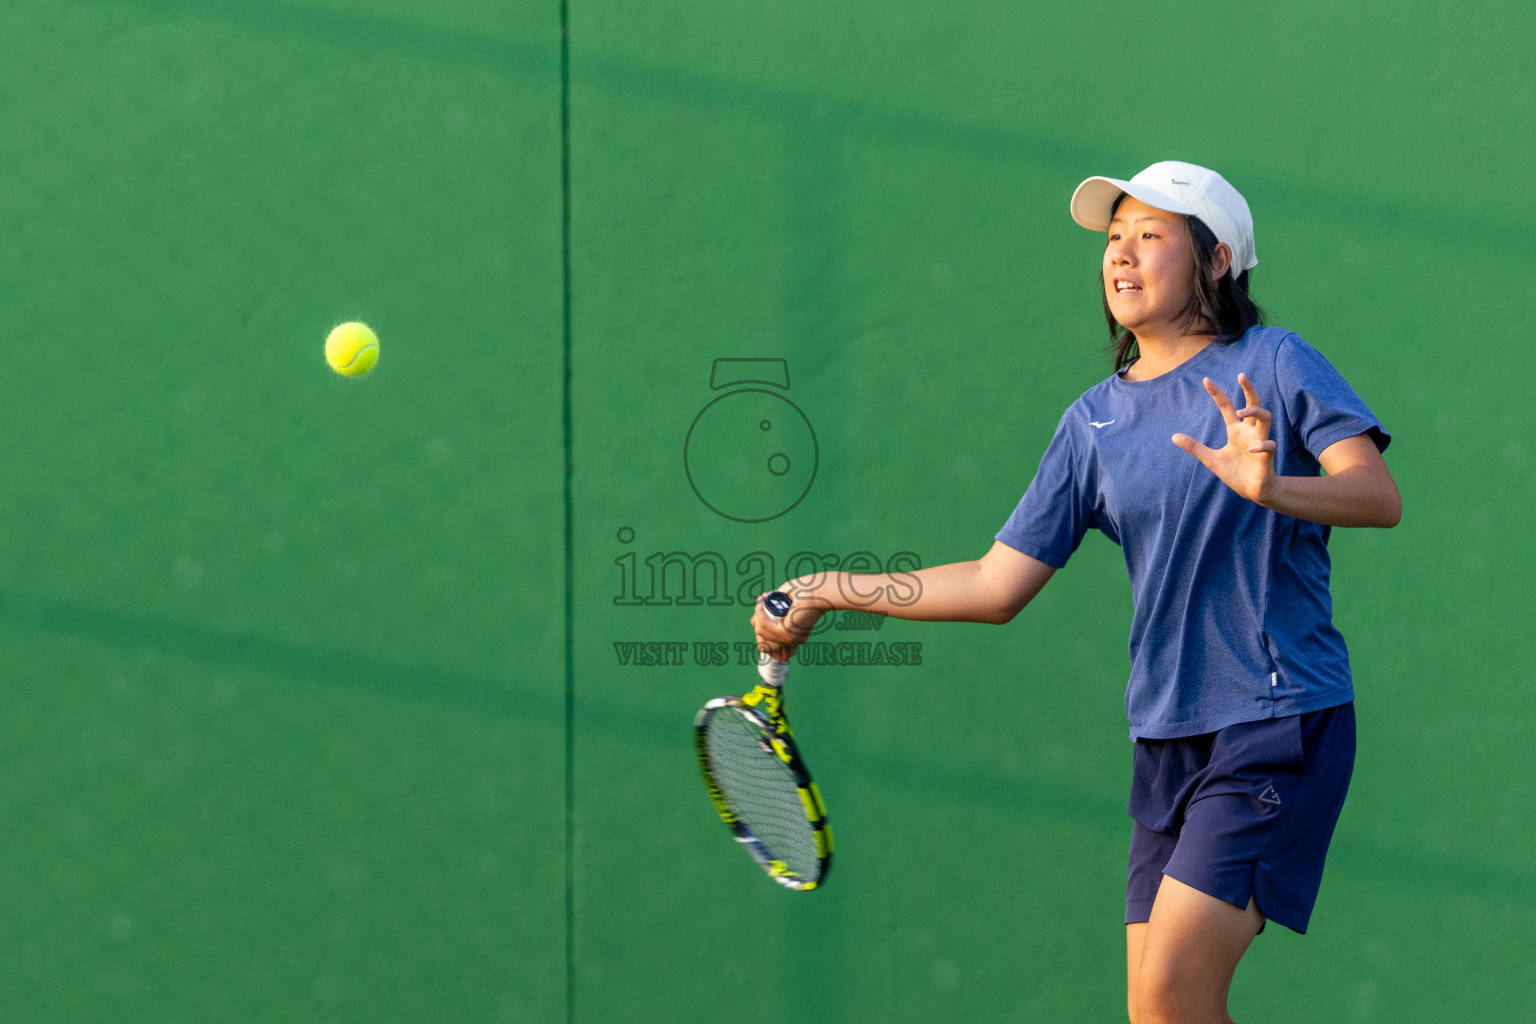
[751,162,1400,1024]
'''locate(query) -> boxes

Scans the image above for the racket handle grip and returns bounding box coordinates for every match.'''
[758,656,789,687]
[757,590,793,686]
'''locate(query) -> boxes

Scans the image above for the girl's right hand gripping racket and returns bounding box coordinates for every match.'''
[694,590,833,891]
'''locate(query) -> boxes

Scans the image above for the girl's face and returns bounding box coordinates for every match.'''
[1102,196,1199,340]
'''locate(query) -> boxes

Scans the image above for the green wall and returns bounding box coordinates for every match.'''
[0,0,1529,1020]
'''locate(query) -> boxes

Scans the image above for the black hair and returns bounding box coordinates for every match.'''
[1100,192,1266,372]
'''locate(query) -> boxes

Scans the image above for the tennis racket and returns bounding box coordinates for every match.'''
[693,590,833,891]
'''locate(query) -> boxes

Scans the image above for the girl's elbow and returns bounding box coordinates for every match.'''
[988,595,1030,625]
[1374,489,1402,528]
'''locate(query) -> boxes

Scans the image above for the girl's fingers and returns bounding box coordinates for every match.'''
[1237,372,1262,406]
[1202,378,1239,424]
[1234,375,1273,434]
[1171,433,1215,460]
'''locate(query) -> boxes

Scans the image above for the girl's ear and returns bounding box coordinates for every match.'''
[1211,242,1233,281]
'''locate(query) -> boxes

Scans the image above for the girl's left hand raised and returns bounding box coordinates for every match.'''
[1172,373,1278,506]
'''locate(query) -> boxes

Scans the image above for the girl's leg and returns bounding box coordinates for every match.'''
[1125,921,1147,1024]
[1131,875,1263,1024]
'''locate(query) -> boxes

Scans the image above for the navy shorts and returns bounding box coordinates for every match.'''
[1125,702,1355,934]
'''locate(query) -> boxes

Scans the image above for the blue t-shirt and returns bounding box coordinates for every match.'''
[996,326,1389,740]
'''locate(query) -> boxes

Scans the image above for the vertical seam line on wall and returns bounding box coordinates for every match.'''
[559,0,576,1020]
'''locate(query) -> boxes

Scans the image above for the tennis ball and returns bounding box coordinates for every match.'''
[325,322,379,377]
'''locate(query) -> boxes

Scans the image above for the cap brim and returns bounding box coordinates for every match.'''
[1070,176,1199,231]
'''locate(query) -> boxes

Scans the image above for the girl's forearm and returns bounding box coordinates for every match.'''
[788,546,1054,626]
[1264,466,1402,528]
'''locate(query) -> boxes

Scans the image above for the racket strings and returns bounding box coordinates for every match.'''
[704,709,821,878]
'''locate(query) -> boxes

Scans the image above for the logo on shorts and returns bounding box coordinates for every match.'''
[1257,785,1282,806]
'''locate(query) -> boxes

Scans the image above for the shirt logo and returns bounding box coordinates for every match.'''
[1088,419,1116,429]
[1257,785,1282,806]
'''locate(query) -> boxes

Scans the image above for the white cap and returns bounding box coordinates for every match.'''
[1070,161,1257,279]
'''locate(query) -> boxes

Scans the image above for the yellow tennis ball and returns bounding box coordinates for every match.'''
[325,322,379,377]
